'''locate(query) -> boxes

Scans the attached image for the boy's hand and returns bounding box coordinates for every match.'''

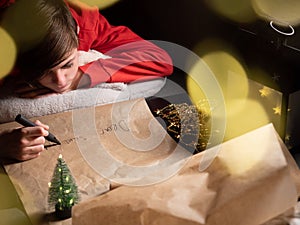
[0,120,49,161]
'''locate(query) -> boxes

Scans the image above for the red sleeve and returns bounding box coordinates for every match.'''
[0,0,14,9]
[68,2,173,87]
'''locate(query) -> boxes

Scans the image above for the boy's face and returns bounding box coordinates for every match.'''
[38,48,80,93]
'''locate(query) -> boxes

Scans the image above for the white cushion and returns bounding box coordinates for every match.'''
[0,78,166,123]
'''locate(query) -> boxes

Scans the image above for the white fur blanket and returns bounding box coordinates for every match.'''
[0,78,166,123]
[0,50,167,123]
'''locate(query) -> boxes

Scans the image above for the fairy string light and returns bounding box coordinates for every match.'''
[154,101,211,153]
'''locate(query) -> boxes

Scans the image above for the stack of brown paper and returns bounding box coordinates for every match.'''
[1,98,299,225]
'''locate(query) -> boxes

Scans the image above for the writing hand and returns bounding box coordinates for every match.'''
[0,120,49,161]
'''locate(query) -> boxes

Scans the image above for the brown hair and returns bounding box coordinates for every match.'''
[16,0,78,82]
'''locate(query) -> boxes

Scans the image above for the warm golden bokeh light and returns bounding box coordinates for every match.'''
[252,0,300,26]
[187,39,280,141]
[186,68,212,114]
[0,27,16,79]
[191,39,249,115]
[79,0,119,10]
[206,0,300,26]
[1,0,49,53]
[202,52,249,113]
[225,99,269,140]
[205,0,258,23]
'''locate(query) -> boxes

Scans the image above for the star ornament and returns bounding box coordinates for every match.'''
[272,106,281,115]
[259,86,272,97]
[272,74,280,81]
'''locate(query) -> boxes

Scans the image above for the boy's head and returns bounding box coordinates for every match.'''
[1,0,78,81]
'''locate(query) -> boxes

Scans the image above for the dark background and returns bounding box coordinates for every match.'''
[101,0,300,158]
[101,0,300,94]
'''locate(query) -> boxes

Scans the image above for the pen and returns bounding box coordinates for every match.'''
[15,114,61,145]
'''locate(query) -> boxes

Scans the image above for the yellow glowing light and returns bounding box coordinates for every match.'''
[80,0,119,10]
[252,0,300,26]
[1,0,49,53]
[273,106,281,115]
[225,99,269,140]
[190,39,249,116]
[70,199,74,205]
[65,189,70,194]
[0,27,16,79]
[59,186,63,191]
[205,0,258,23]
[59,154,62,159]
[58,198,62,203]
[48,182,52,187]
[186,76,210,113]
[188,39,277,141]
[259,86,272,97]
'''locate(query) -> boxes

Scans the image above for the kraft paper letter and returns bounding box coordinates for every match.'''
[1,98,191,225]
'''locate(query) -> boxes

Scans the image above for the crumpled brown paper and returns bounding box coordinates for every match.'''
[1,98,192,224]
[1,98,300,225]
[72,123,299,225]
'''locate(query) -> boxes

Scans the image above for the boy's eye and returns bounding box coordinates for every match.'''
[62,63,73,69]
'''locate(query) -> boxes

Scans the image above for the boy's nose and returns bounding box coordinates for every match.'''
[52,70,67,86]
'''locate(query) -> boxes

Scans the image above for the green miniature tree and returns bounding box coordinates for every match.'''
[48,154,80,219]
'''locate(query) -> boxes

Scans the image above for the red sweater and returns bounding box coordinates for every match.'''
[68,2,173,87]
[0,0,14,9]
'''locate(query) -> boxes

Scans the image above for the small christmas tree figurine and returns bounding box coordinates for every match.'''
[48,154,80,219]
